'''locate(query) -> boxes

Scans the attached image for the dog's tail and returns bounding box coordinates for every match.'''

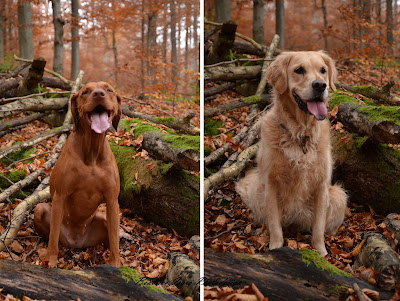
[235,168,259,206]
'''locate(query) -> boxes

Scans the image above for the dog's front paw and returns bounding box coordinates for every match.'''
[314,245,328,257]
[269,239,284,250]
[48,255,58,268]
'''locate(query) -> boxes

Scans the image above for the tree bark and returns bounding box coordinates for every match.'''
[205,65,261,83]
[71,0,80,80]
[0,1,5,62]
[275,0,285,48]
[0,260,181,301]
[215,0,231,23]
[0,97,68,118]
[112,29,119,87]
[17,0,34,60]
[205,248,392,300]
[356,232,400,290]
[386,0,394,56]
[17,57,46,96]
[170,0,178,82]
[51,0,64,76]
[253,0,265,45]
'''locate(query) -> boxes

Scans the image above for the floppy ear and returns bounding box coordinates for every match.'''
[318,51,337,91]
[266,53,291,94]
[70,92,80,131]
[112,94,122,131]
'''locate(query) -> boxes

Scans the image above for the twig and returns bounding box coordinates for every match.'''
[352,283,366,301]
[205,224,243,241]
[7,151,52,169]
[122,96,174,117]
[22,237,40,263]
[0,91,70,105]
[14,55,72,85]
[205,58,274,68]
[337,67,379,85]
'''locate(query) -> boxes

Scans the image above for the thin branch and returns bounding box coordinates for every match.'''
[7,151,52,169]
[205,224,243,241]
[22,237,41,263]
[0,91,70,105]
[337,67,379,85]
[205,58,274,68]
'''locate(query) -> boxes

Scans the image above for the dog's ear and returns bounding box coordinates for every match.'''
[318,51,337,91]
[112,94,122,131]
[70,92,80,131]
[266,53,292,94]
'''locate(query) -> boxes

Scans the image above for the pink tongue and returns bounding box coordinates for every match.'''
[91,112,110,133]
[306,101,327,121]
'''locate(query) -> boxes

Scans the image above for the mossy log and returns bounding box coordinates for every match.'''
[355,232,400,290]
[206,20,238,65]
[205,65,261,83]
[0,97,68,118]
[0,260,182,301]
[336,102,400,144]
[110,141,199,238]
[142,132,199,171]
[331,131,400,215]
[166,253,200,301]
[204,248,392,301]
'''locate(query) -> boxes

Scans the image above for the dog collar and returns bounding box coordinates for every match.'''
[293,93,311,115]
[280,123,310,154]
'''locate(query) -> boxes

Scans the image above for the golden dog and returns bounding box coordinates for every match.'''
[236,51,347,256]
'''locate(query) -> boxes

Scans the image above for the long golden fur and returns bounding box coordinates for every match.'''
[236,51,347,256]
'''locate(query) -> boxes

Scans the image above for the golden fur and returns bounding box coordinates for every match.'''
[236,51,347,256]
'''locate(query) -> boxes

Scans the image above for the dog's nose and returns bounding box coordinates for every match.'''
[312,80,327,92]
[93,89,106,99]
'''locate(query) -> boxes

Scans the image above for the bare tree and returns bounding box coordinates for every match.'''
[253,0,265,45]
[170,0,178,81]
[71,0,80,80]
[275,0,285,48]
[387,0,394,56]
[51,0,64,75]
[215,0,231,23]
[0,1,5,62]
[17,0,34,59]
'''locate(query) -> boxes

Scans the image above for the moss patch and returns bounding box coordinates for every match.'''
[359,105,400,124]
[160,162,173,175]
[164,135,200,152]
[1,146,36,166]
[300,249,352,277]
[243,95,262,104]
[120,118,176,138]
[119,266,168,294]
[205,119,223,137]
[0,170,26,188]
[351,85,376,95]
[329,91,359,110]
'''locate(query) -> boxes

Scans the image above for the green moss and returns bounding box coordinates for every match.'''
[204,119,223,137]
[326,285,348,295]
[329,91,358,110]
[0,170,26,188]
[164,135,200,152]
[154,116,177,124]
[359,105,400,124]
[119,119,176,137]
[1,146,36,166]
[160,162,173,175]
[204,145,211,156]
[119,266,168,294]
[243,95,262,104]
[300,249,352,277]
[352,85,376,95]
[355,136,368,149]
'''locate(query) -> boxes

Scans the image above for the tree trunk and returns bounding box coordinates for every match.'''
[205,248,392,301]
[275,0,285,48]
[253,0,265,45]
[112,29,118,88]
[321,0,328,50]
[17,0,34,60]
[206,20,238,65]
[0,260,182,301]
[215,0,231,23]
[51,0,64,76]
[170,0,178,82]
[71,0,80,80]
[0,1,5,62]
[386,0,394,56]
[162,4,168,77]
[141,1,146,92]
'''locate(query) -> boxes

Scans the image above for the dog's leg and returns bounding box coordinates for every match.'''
[311,186,329,256]
[47,192,64,267]
[265,183,284,250]
[325,184,347,235]
[106,195,120,267]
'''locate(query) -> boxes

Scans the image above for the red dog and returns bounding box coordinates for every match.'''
[34,82,122,267]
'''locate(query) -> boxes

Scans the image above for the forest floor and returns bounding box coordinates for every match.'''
[204,58,400,300]
[0,93,200,300]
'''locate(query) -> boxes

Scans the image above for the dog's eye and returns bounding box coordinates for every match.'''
[321,67,326,74]
[294,67,305,74]
[82,90,89,95]
[107,88,113,93]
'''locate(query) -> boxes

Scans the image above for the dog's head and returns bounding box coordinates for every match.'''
[266,51,337,121]
[70,82,122,133]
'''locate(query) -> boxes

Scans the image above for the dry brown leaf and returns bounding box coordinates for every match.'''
[10,240,24,253]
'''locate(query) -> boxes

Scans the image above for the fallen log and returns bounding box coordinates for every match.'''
[0,112,46,131]
[142,132,199,171]
[232,41,266,57]
[0,260,182,301]
[205,65,261,83]
[206,20,238,65]
[166,253,200,301]
[204,94,271,118]
[0,97,68,118]
[0,77,22,94]
[41,75,72,90]
[355,232,400,290]
[205,248,392,301]
[204,82,240,98]
[336,82,400,106]
[122,105,200,136]
[16,57,46,96]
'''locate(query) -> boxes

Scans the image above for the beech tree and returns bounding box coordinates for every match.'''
[253,0,265,45]
[71,0,80,80]
[17,0,34,59]
[215,0,231,23]
[51,0,64,75]
[275,0,284,48]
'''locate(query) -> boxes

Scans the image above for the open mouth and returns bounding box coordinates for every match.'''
[293,92,327,121]
[86,106,113,134]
